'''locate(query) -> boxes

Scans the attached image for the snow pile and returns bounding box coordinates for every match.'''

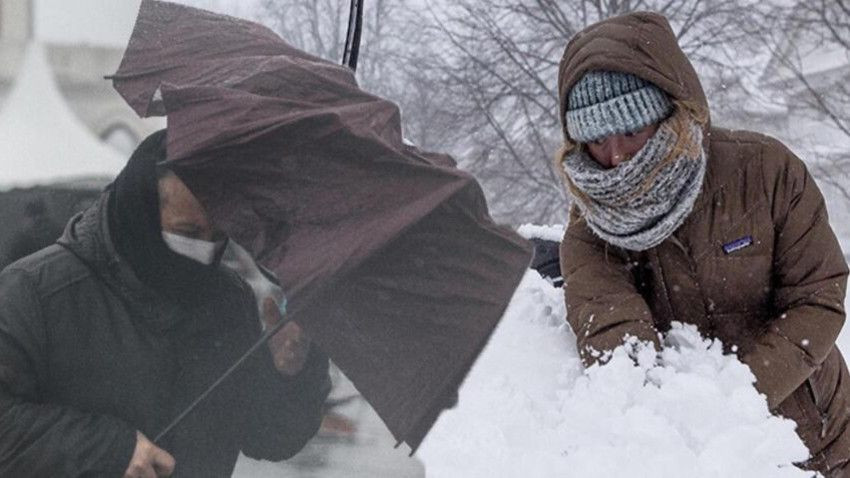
[419,271,812,478]
[517,223,565,242]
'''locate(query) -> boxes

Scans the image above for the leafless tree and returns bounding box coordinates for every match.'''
[256,0,466,159]
[252,1,836,224]
[414,0,772,224]
[259,0,348,61]
[754,0,850,203]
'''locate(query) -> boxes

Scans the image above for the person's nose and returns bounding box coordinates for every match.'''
[608,137,628,167]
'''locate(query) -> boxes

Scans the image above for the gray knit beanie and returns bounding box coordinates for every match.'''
[566,70,673,143]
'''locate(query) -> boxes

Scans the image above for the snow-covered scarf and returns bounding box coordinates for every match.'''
[562,115,706,251]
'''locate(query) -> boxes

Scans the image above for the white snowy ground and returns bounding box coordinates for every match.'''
[418,223,832,478]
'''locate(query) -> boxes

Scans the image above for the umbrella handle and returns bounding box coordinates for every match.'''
[153,302,290,444]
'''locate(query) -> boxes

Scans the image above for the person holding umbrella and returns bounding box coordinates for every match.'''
[556,11,850,476]
[0,1,532,476]
[105,0,530,458]
[0,130,331,477]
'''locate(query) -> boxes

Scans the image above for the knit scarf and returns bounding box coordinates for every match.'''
[562,115,707,251]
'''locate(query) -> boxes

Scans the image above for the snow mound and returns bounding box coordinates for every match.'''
[517,224,565,242]
[419,271,812,478]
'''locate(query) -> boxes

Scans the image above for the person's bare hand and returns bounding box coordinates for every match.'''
[262,297,311,376]
[123,431,175,478]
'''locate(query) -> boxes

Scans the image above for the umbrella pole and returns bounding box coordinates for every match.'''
[153,314,291,444]
[342,0,364,71]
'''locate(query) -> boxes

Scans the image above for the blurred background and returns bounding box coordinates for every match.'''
[0,0,848,476]
[2,0,848,245]
[0,1,425,476]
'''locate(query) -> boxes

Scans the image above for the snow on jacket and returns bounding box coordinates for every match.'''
[558,12,850,476]
[0,194,331,477]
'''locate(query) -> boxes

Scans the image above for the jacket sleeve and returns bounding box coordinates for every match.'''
[240,342,331,461]
[741,143,848,410]
[561,207,661,366]
[0,267,137,477]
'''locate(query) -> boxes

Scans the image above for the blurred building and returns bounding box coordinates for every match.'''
[0,0,162,265]
[0,0,161,156]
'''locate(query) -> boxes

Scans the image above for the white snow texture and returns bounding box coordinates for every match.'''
[419,271,813,478]
[516,223,566,242]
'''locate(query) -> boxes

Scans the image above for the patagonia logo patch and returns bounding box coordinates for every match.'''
[722,236,753,254]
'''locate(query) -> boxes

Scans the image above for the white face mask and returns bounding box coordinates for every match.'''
[162,231,227,266]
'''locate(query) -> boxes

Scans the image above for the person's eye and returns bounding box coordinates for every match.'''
[592,138,605,145]
[624,131,636,138]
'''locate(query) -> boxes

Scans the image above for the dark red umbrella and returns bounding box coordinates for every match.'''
[110,0,531,450]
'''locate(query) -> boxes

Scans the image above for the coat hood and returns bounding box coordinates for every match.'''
[58,194,187,332]
[557,12,710,143]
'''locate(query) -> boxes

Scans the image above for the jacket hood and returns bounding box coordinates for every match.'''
[59,194,123,276]
[58,194,185,332]
[557,11,710,143]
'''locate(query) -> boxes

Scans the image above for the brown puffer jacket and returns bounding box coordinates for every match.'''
[558,12,850,476]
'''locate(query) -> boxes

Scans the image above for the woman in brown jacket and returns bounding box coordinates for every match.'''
[557,12,850,476]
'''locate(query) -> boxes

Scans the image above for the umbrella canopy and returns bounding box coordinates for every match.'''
[0,43,124,189]
[111,0,532,450]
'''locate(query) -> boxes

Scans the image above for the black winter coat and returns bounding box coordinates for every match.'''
[0,195,331,477]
